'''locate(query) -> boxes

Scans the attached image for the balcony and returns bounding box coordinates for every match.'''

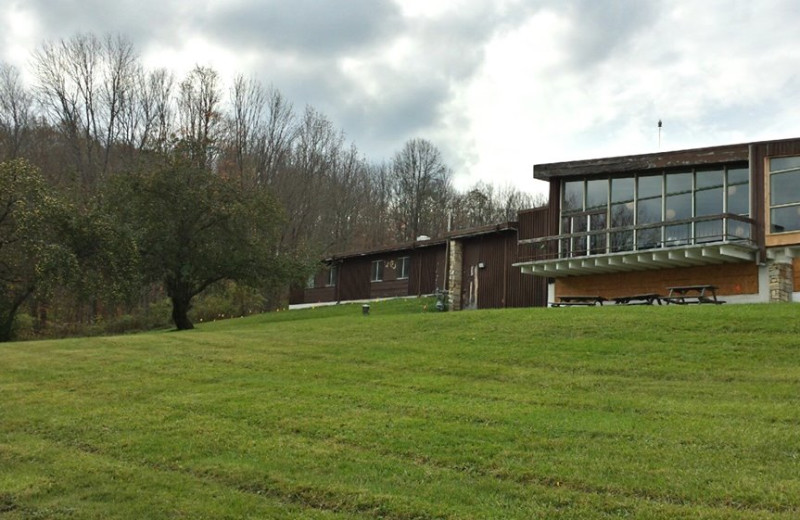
[515,214,759,277]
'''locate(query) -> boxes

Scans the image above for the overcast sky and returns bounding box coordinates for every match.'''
[3,0,800,196]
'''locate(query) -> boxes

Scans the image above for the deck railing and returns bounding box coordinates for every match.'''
[518,213,757,262]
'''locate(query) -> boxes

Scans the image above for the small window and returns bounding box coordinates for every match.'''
[306,274,315,289]
[398,256,410,279]
[371,260,384,282]
[326,266,337,287]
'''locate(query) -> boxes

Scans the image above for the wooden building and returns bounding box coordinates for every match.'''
[291,221,547,310]
[514,136,800,303]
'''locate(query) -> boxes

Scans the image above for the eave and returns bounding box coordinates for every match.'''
[514,243,759,277]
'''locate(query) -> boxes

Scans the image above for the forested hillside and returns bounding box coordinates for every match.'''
[0,33,543,340]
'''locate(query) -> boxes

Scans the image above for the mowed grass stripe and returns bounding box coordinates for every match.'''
[2,299,800,518]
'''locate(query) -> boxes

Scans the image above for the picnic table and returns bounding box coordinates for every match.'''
[612,293,663,305]
[550,295,607,307]
[663,285,725,305]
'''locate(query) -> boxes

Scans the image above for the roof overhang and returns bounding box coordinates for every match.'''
[514,243,759,277]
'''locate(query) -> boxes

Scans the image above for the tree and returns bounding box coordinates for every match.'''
[0,62,33,161]
[0,159,74,341]
[390,138,453,242]
[112,149,288,330]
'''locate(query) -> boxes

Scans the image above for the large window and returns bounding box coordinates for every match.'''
[371,260,384,282]
[560,163,750,257]
[769,157,800,233]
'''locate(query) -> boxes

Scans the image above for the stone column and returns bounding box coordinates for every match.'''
[768,261,793,302]
[448,240,463,311]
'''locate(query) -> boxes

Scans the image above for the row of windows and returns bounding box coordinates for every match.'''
[307,256,413,288]
[371,256,410,282]
[561,164,750,255]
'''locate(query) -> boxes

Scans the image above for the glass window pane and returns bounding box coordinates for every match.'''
[770,156,800,173]
[666,171,692,195]
[727,166,748,185]
[638,175,661,199]
[665,224,690,246]
[696,168,724,189]
[611,177,634,203]
[696,187,723,216]
[561,216,570,234]
[771,206,800,233]
[611,202,634,228]
[637,228,660,250]
[572,216,587,256]
[727,183,749,215]
[611,231,633,252]
[771,171,800,206]
[666,193,691,221]
[589,213,606,255]
[637,197,662,224]
[563,180,584,212]
[586,179,608,210]
[696,220,723,243]
[727,219,750,240]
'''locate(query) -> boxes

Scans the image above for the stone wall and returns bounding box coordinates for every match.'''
[769,262,793,302]
[447,240,463,311]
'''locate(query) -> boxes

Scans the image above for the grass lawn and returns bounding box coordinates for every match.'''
[2,299,800,519]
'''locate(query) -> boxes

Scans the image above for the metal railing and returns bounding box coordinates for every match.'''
[518,213,757,262]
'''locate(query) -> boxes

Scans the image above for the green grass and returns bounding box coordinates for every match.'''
[2,298,800,519]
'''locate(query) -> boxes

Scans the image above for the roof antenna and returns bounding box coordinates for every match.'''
[658,119,662,149]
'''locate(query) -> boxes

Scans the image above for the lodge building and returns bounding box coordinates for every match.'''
[292,136,800,308]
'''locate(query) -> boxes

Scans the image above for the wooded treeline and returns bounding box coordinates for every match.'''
[0,33,543,340]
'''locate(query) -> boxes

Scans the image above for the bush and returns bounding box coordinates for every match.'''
[10,313,36,341]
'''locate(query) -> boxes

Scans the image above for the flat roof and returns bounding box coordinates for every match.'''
[533,142,750,181]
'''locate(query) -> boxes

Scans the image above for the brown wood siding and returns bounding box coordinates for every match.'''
[339,258,371,301]
[410,245,446,295]
[460,231,547,309]
[751,139,800,251]
[304,286,336,303]
[518,206,554,262]
[370,279,409,299]
[555,262,759,299]
[793,258,800,291]
[506,235,547,308]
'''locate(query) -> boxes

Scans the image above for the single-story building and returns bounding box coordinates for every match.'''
[290,218,548,310]
[515,136,800,303]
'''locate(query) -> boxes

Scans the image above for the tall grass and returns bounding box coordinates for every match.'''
[2,299,799,518]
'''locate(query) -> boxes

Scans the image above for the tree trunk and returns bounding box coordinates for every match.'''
[166,279,194,330]
[170,294,194,330]
[0,313,13,342]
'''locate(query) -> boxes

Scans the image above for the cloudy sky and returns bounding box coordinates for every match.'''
[3,0,800,196]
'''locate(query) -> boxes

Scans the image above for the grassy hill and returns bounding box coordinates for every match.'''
[2,299,800,519]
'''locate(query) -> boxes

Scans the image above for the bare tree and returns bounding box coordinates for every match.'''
[390,138,453,242]
[0,63,33,160]
[177,65,221,168]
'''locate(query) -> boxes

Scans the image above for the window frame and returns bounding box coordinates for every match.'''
[398,256,410,280]
[326,265,337,287]
[559,162,750,257]
[370,260,384,282]
[768,156,800,235]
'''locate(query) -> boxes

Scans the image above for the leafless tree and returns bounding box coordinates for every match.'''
[177,65,221,168]
[0,63,33,160]
[390,138,453,242]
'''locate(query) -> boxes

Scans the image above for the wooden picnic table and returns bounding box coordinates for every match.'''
[612,293,663,305]
[550,295,607,307]
[663,285,725,305]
